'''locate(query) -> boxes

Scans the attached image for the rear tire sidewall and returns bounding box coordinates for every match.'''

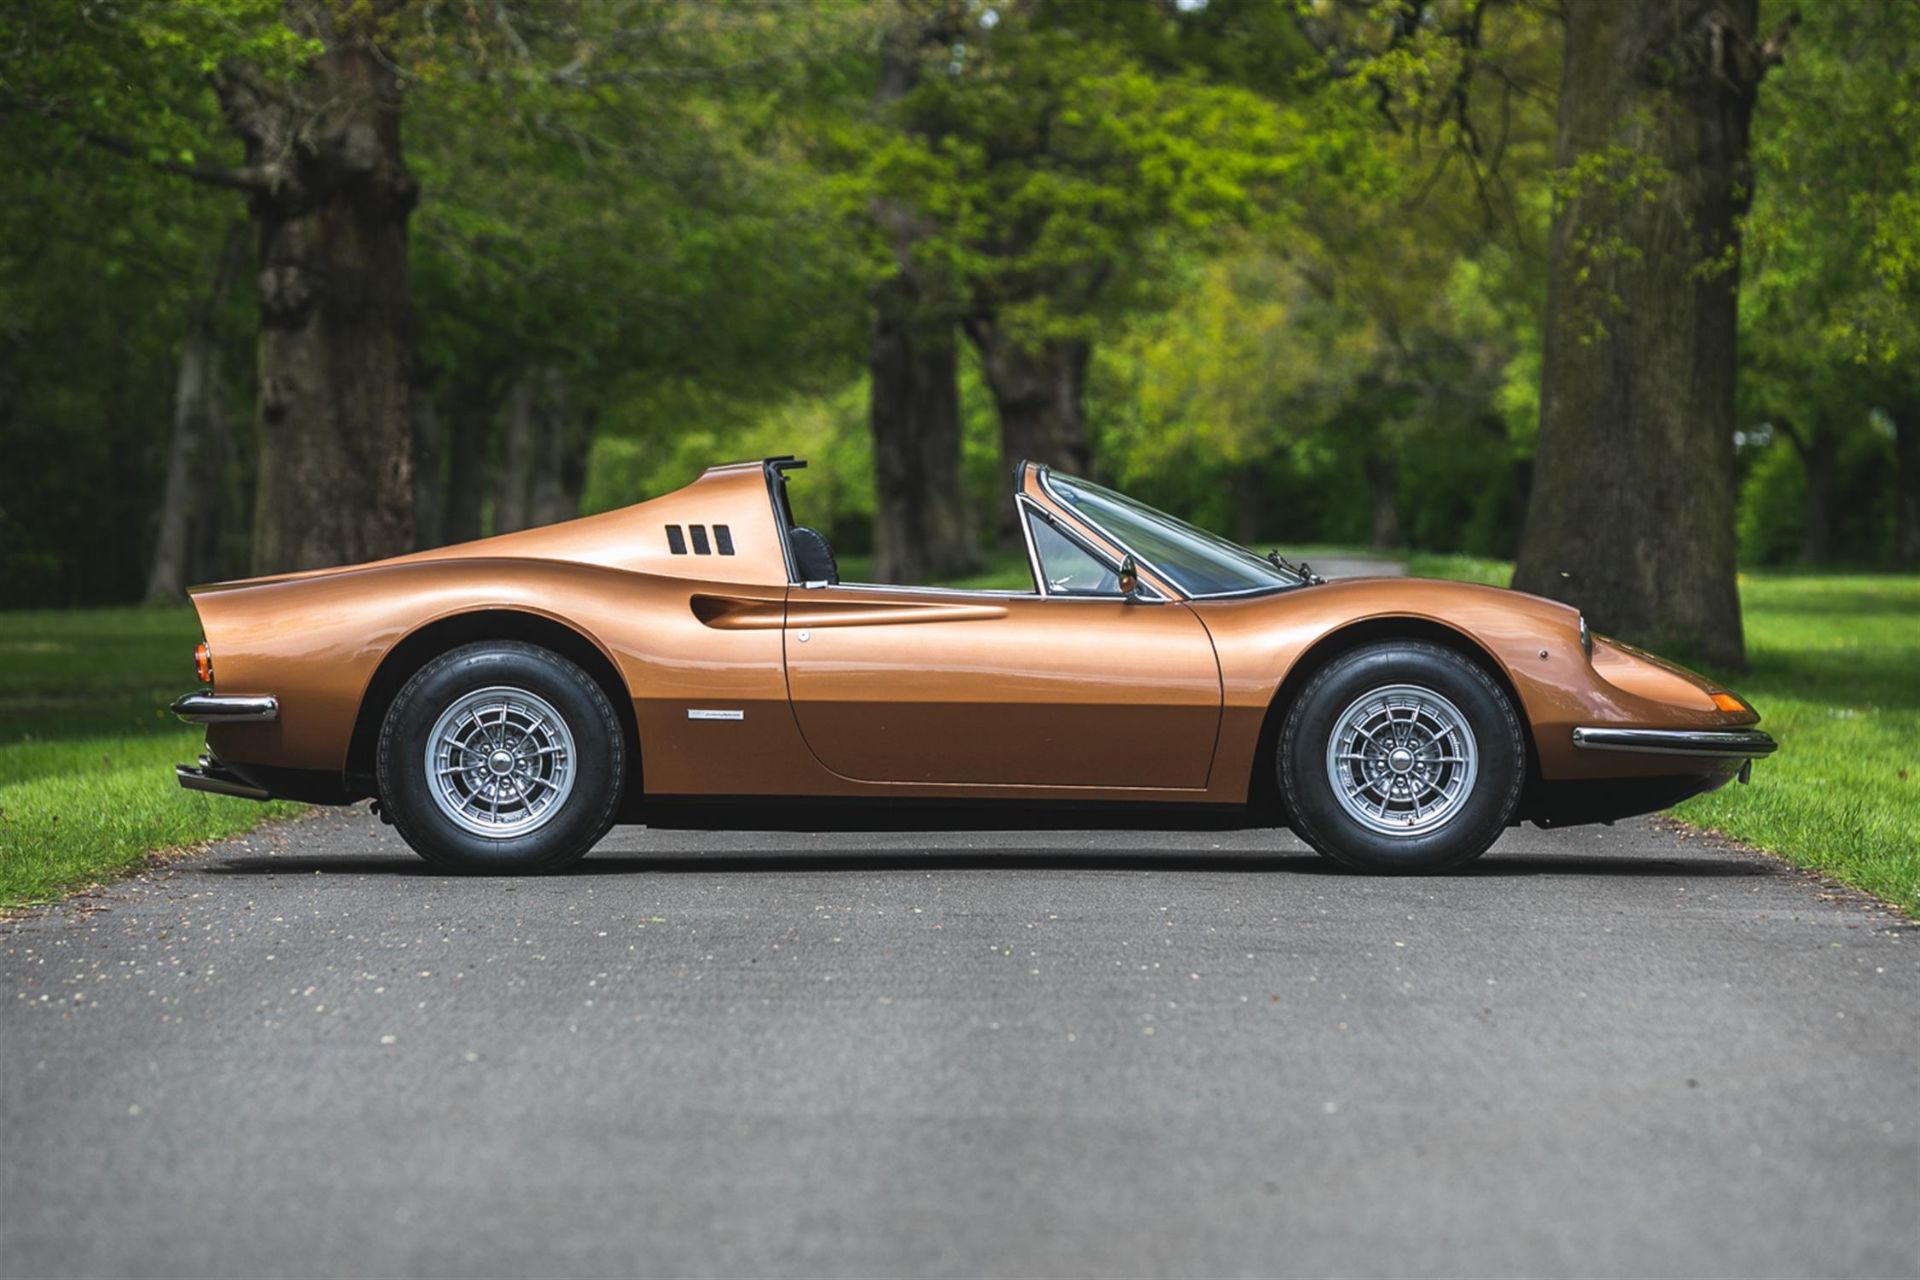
[377,641,623,873]
[1280,641,1524,873]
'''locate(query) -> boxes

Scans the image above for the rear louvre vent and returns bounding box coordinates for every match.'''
[666,525,687,555]
[690,525,712,555]
[714,524,735,555]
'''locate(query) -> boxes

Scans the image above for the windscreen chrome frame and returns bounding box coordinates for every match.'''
[1035,465,1301,602]
[1017,495,1166,602]
[763,456,806,584]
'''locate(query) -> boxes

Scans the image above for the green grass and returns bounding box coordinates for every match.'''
[0,608,303,906]
[1407,552,1515,588]
[836,549,1036,592]
[1674,575,1920,914]
[1406,559,1920,914]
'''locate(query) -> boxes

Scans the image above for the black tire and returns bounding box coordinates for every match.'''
[376,641,624,873]
[1279,640,1524,873]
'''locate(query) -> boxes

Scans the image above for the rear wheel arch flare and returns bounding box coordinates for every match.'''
[1252,616,1538,809]
[346,610,640,791]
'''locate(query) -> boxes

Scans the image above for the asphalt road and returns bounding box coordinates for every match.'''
[3,810,1915,1280]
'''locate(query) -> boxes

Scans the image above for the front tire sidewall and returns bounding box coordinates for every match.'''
[377,642,623,873]
[1281,642,1523,873]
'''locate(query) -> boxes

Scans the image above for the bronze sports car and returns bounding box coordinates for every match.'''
[172,457,1775,874]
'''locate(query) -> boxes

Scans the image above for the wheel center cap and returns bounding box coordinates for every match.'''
[1387,747,1415,774]
[488,749,515,776]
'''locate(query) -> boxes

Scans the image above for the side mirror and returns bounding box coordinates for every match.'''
[1117,554,1140,600]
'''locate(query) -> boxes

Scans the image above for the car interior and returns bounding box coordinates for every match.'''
[769,455,1129,597]
[786,525,840,585]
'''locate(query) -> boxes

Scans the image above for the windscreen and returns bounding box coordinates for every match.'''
[1045,472,1303,598]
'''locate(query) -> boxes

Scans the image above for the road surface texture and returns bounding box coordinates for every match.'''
[4,810,1915,1280]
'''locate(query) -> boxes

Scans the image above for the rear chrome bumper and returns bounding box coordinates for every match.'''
[171,693,278,723]
[175,755,271,801]
[1571,727,1778,758]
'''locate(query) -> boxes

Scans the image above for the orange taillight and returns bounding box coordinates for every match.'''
[1710,691,1746,714]
[194,642,213,684]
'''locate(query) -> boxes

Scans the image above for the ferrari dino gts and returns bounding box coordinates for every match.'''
[173,457,1775,874]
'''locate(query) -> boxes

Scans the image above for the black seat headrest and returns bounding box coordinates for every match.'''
[788,526,838,585]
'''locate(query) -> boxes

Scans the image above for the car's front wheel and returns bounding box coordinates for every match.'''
[1279,640,1524,873]
[376,641,624,873]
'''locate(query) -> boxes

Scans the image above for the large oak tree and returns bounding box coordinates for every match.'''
[1512,0,1792,667]
[864,1,980,584]
[222,3,420,573]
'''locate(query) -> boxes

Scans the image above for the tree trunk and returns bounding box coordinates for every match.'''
[439,379,490,544]
[1231,469,1264,546]
[1795,425,1837,564]
[1894,404,1919,570]
[493,375,537,535]
[526,369,592,528]
[145,222,247,603]
[487,366,591,532]
[966,319,1092,476]
[225,33,420,574]
[412,398,444,549]
[965,318,1091,545]
[1365,455,1400,551]
[1512,0,1775,669]
[865,3,980,586]
[870,274,979,583]
[189,339,235,585]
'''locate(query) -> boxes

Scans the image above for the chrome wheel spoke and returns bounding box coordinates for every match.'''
[1324,683,1479,838]
[424,685,576,840]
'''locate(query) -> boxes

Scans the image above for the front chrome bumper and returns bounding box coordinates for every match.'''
[1571,727,1778,758]
[175,754,270,801]
[171,693,278,723]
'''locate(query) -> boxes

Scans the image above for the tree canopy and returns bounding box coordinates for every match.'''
[2,0,1911,635]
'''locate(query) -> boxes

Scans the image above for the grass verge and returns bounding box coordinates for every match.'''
[1,608,304,906]
[836,549,1035,591]
[1406,557,1919,914]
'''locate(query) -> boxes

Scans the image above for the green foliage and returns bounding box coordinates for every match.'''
[408,2,875,414]
[1745,0,1920,371]
[1734,0,1919,569]
[848,2,1313,346]
[1737,441,1806,568]
[584,378,875,540]
[0,3,300,600]
[0,0,1909,602]
[1736,423,1900,568]
[0,607,302,906]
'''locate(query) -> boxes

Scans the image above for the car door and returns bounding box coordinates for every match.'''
[782,512,1221,790]
[782,589,1220,788]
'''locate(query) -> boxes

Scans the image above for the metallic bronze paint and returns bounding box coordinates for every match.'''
[183,459,1768,823]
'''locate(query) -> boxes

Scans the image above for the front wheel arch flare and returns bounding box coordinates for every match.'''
[1250,616,1538,816]
[345,610,639,795]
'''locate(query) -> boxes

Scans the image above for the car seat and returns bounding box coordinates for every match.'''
[788,526,839,584]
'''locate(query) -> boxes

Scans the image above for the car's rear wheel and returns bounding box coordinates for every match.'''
[377,641,624,873]
[1279,640,1524,873]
